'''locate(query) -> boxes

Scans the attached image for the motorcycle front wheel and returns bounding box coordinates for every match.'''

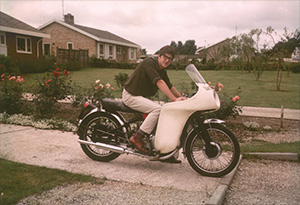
[185,123,240,177]
[78,113,122,162]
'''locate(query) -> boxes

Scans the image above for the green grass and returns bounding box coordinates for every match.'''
[241,141,300,154]
[23,68,300,109]
[0,158,100,205]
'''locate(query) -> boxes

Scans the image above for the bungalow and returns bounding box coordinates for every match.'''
[196,39,231,63]
[39,13,141,63]
[0,11,50,61]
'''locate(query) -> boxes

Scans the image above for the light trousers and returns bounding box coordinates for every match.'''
[122,89,161,134]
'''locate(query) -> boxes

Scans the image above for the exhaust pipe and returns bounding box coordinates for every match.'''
[78,139,179,160]
[78,139,129,154]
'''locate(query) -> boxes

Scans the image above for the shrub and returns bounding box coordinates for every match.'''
[290,63,300,73]
[0,74,25,114]
[69,82,89,107]
[89,55,137,69]
[114,72,129,89]
[204,82,242,119]
[88,79,114,105]
[0,55,20,74]
[58,60,82,71]
[89,56,110,68]
[32,68,73,118]
[17,58,55,74]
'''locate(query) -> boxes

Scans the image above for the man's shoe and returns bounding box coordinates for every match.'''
[160,156,181,164]
[129,132,149,155]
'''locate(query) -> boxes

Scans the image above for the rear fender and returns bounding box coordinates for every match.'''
[77,104,99,124]
[77,110,126,135]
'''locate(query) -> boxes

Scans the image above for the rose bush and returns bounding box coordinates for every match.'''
[0,74,25,114]
[32,68,73,118]
[205,82,242,119]
[88,79,114,105]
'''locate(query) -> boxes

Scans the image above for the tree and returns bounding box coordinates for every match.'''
[141,48,147,55]
[267,28,299,91]
[182,40,197,55]
[170,40,197,55]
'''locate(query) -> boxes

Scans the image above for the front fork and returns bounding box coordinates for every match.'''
[191,117,212,145]
[190,116,223,159]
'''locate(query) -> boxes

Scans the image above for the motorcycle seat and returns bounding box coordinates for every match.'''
[102,98,139,113]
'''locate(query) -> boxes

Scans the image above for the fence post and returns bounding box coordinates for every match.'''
[281,104,284,128]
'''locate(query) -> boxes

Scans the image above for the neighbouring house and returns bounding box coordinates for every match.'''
[196,39,231,63]
[284,47,300,63]
[0,11,50,61]
[291,47,300,62]
[39,13,141,63]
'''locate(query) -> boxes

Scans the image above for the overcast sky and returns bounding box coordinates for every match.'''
[1,0,299,54]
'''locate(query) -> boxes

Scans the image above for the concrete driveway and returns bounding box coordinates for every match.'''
[0,124,223,202]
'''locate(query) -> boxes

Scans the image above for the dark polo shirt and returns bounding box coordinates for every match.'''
[124,57,173,97]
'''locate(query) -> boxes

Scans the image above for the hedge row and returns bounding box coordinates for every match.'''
[1,54,300,74]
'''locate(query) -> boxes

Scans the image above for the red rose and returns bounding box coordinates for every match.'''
[64,70,70,76]
[53,71,59,78]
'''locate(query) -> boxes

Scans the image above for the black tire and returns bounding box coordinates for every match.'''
[185,123,240,177]
[78,112,123,162]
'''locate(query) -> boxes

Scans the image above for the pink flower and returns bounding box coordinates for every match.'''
[16,76,24,83]
[218,82,223,89]
[16,78,24,83]
[9,76,16,80]
[232,95,240,102]
[1,74,5,78]
[106,83,111,89]
[111,87,114,91]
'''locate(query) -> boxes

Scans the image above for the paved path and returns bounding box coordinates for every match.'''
[240,106,300,120]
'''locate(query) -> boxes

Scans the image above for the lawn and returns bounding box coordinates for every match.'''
[23,68,300,109]
[0,158,99,205]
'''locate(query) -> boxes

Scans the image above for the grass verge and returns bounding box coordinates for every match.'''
[0,158,101,205]
[241,141,300,154]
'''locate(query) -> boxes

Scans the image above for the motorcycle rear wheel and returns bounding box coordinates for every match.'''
[185,123,240,177]
[78,113,122,162]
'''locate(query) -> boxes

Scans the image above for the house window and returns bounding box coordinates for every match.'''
[43,43,50,57]
[67,42,73,50]
[117,46,122,54]
[16,36,31,53]
[130,48,135,60]
[0,34,6,46]
[99,44,104,57]
[109,45,113,57]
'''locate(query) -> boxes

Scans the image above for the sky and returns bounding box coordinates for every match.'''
[0,0,299,54]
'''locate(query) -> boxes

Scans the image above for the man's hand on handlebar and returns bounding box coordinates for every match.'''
[174,96,187,102]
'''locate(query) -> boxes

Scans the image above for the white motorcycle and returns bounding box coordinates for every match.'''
[77,64,240,177]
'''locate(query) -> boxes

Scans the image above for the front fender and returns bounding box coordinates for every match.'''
[181,116,225,158]
[204,119,225,124]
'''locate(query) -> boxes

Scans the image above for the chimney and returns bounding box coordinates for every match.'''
[64,13,74,24]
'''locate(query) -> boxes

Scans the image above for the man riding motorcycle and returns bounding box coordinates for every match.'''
[122,45,186,161]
